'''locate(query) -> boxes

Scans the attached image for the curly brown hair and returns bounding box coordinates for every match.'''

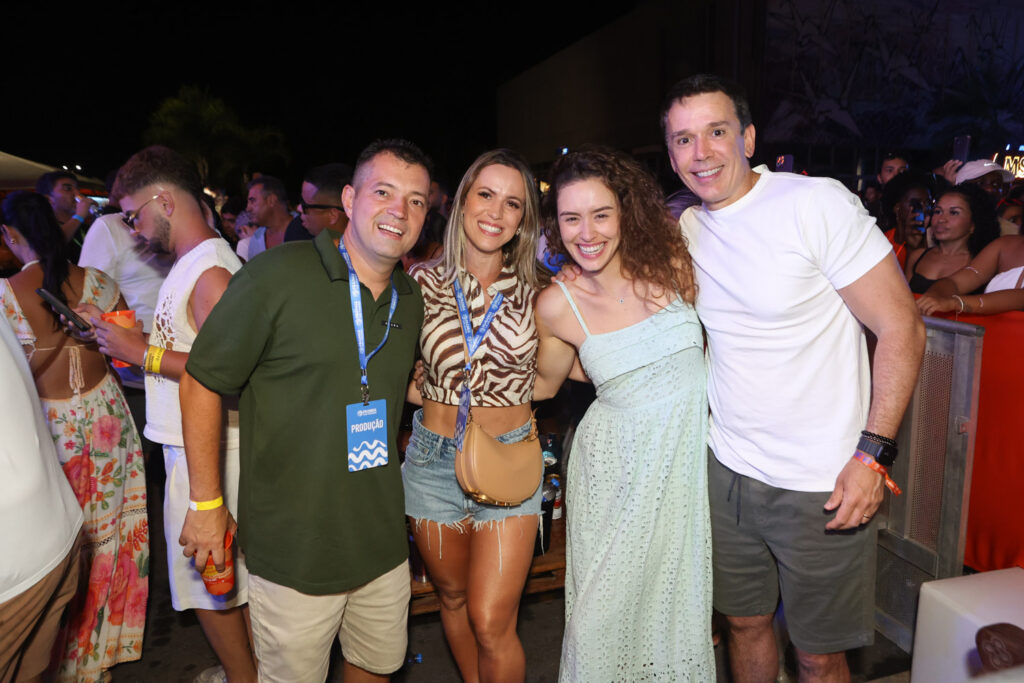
[541,146,695,304]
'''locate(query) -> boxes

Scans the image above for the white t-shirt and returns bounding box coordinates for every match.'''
[235,227,267,262]
[78,214,173,332]
[0,321,83,603]
[680,165,893,491]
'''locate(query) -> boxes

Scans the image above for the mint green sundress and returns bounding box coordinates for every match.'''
[556,282,714,682]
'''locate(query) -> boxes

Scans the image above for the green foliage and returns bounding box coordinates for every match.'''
[143,85,290,190]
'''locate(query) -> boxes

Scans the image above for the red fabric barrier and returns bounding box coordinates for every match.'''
[926,309,1024,571]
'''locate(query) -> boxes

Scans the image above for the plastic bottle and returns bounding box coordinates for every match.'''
[551,476,563,520]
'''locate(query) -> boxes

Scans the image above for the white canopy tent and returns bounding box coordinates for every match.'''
[0,149,105,191]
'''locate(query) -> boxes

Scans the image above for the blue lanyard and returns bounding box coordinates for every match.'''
[453,278,504,450]
[338,239,398,404]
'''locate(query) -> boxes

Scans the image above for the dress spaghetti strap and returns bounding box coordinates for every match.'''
[556,280,591,337]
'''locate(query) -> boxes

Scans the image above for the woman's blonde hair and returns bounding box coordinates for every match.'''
[440,149,541,289]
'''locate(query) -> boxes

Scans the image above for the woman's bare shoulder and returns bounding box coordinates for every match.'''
[536,281,574,323]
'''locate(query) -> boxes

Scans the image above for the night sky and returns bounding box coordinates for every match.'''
[4,3,642,192]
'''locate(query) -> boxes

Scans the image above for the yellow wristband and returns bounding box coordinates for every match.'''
[189,496,224,511]
[145,345,166,375]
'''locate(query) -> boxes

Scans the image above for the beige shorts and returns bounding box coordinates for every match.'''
[248,560,411,681]
[0,534,81,683]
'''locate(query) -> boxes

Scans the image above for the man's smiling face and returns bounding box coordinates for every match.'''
[665,90,757,211]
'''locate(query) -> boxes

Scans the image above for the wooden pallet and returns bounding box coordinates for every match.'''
[409,517,566,616]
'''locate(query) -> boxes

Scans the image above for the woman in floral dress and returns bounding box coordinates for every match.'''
[0,191,148,683]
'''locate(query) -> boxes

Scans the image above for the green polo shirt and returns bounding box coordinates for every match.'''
[186,229,423,594]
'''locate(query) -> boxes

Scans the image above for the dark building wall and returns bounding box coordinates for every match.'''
[499,0,1024,185]
[497,0,767,171]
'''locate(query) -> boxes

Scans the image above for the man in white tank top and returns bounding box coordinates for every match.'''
[662,75,925,682]
[87,146,256,682]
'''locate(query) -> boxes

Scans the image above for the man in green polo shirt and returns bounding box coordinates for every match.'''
[178,139,430,682]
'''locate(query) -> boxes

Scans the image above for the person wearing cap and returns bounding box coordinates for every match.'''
[956,160,1018,236]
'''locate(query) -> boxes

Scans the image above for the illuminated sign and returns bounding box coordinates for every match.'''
[1004,155,1024,179]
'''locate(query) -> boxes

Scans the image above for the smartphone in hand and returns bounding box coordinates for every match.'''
[36,288,90,331]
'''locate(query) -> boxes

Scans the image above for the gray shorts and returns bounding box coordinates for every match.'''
[708,449,876,654]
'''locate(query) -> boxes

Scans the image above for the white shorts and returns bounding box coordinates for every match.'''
[162,444,248,611]
[248,561,411,681]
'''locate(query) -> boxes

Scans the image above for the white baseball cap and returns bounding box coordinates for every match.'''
[956,159,1015,185]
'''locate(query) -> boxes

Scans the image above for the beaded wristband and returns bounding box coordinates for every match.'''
[189,496,224,511]
[854,451,902,495]
[861,430,896,447]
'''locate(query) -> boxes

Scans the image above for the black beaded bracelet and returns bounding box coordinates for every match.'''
[861,430,896,447]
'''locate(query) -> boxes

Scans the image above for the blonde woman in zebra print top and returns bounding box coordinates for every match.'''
[402,149,545,683]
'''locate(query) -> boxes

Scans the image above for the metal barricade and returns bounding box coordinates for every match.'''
[874,316,984,652]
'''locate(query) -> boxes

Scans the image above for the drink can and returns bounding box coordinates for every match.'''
[201,530,235,595]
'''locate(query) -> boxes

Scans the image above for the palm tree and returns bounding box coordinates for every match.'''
[143,85,290,189]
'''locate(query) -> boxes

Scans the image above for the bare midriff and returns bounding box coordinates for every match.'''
[420,398,533,439]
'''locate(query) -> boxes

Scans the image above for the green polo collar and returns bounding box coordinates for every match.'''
[314,229,413,295]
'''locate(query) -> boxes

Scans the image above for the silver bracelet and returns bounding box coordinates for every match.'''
[951,294,966,313]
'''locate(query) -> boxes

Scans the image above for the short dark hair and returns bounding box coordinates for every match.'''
[304,163,353,199]
[221,196,245,216]
[248,175,289,206]
[112,145,204,204]
[880,151,910,170]
[660,74,753,140]
[35,170,78,196]
[353,139,433,187]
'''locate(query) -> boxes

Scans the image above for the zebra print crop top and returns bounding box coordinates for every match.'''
[411,261,538,407]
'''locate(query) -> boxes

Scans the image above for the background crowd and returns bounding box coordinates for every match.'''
[2,80,1023,683]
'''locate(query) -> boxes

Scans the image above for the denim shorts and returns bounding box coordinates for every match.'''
[402,409,542,524]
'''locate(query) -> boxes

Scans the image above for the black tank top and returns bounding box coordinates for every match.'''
[908,246,985,295]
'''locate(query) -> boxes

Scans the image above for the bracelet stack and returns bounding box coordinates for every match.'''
[144,345,166,375]
[861,430,896,448]
[951,294,984,314]
[853,451,902,495]
[856,430,901,496]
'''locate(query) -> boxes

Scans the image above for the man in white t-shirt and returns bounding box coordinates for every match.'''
[662,74,925,682]
[78,193,173,333]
